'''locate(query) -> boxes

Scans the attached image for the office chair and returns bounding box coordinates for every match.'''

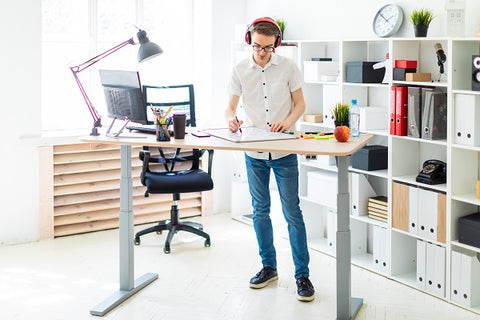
[134,84,214,254]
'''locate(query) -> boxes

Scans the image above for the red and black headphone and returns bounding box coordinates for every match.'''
[244,17,282,48]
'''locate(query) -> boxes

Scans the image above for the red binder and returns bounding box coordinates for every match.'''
[395,86,408,136]
[390,86,396,135]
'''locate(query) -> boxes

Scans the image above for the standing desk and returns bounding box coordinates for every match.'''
[81,131,373,319]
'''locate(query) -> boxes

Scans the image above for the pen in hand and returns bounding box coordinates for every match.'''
[234,115,243,133]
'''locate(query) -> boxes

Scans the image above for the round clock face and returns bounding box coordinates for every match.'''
[373,4,404,37]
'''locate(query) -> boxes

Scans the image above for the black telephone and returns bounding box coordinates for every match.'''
[416,159,446,185]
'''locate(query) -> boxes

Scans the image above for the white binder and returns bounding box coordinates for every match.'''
[351,173,377,216]
[327,209,336,254]
[373,226,388,273]
[453,251,480,308]
[454,94,480,146]
[425,242,445,297]
[416,239,427,290]
[417,188,438,241]
[326,210,366,256]
[451,250,463,304]
[409,186,419,235]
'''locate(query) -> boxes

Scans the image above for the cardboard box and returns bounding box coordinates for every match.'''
[303,113,323,123]
[393,68,417,81]
[406,73,432,82]
[351,145,388,171]
[395,60,418,68]
[303,61,339,82]
[346,61,385,83]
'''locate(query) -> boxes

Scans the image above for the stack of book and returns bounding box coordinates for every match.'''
[368,196,388,222]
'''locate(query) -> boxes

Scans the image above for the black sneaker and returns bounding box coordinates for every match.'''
[249,266,278,289]
[296,277,315,302]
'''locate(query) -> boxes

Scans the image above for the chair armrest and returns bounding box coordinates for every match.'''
[206,149,214,176]
[139,149,151,185]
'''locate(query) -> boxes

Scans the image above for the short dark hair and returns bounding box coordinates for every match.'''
[251,21,280,38]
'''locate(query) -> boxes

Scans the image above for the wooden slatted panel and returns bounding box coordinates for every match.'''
[51,143,205,237]
[54,192,201,216]
[54,207,201,237]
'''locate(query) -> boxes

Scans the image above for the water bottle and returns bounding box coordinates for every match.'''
[350,99,360,137]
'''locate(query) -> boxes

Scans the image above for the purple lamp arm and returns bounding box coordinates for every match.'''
[69,38,135,136]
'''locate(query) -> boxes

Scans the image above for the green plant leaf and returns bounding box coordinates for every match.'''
[409,8,434,26]
[332,102,350,123]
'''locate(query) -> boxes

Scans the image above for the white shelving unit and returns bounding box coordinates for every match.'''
[287,37,480,316]
[230,37,480,315]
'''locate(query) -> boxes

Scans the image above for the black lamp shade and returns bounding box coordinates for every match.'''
[136,29,163,62]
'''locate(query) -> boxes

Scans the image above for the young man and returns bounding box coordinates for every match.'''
[225,17,314,302]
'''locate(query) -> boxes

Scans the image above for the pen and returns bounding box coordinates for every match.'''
[234,115,242,133]
[304,131,333,135]
[164,105,173,118]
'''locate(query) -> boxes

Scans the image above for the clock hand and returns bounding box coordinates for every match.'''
[380,13,389,22]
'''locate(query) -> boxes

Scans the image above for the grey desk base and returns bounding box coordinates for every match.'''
[83,138,370,318]
[336,156,363,319]
[90,145,158,316]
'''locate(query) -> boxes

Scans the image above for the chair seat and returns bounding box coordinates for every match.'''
[144,169,213,194]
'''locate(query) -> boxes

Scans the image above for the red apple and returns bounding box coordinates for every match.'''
[334,125,350,142]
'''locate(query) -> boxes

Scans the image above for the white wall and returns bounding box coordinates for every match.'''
[0,0,42,245]
[244,0,480,40]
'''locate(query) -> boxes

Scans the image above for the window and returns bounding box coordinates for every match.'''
[41,0,194,131]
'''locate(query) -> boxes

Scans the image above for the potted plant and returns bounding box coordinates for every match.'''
[410,8,434,37]
[332,102,350,142]
[275,18,286,39]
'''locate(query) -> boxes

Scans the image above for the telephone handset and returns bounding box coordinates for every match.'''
[416,159,446,185]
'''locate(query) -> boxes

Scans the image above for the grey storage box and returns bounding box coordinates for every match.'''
[346,61,385,83]
[459,212,480,249]
[352,145,388,171]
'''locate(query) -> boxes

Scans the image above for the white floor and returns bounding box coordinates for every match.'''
[1,213,479,320]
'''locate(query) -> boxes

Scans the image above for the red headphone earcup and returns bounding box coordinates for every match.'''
[245,30,251,45]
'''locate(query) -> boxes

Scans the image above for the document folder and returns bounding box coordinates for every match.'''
[202,127,298,143]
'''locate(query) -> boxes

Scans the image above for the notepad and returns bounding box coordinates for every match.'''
[201,127,298,143]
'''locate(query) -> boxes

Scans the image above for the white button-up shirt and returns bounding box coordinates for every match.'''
[228,53,303,160]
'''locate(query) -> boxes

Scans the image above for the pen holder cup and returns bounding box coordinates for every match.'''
[156,123,170,141]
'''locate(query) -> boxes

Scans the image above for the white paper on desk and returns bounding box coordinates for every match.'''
[201,127,298,143]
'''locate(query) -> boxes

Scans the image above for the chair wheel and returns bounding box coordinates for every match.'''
[134,237,140,245]
[163,246,171,254]
[204,239,211,247]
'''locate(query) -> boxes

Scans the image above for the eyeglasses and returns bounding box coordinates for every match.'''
[252,44,275,52]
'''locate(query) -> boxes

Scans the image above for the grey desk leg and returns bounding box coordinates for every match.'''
[90,145,158,317]
[336,156,363,320]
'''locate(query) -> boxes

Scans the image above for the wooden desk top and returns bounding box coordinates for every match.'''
[81,130,373,157]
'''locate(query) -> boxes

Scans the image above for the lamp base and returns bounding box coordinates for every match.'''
[90,127,101,136]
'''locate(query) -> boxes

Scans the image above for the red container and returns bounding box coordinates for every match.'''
[395,60,418,69]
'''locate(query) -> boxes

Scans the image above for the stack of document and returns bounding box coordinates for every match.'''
[368,196,388,222]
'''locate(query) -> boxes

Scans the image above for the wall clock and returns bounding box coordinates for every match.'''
[373,4,404,37]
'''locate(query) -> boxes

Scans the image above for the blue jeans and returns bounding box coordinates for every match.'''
[245,153,310,279]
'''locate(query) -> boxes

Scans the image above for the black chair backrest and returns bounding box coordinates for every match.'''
[143,84,196,127]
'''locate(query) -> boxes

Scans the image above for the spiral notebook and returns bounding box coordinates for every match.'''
[201,127,298,143]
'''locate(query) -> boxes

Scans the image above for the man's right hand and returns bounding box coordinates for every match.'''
[228,117,243,133]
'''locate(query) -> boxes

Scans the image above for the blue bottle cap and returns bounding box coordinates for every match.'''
[351,99,357,104]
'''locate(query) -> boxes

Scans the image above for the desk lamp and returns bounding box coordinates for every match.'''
[70,27,163,136]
